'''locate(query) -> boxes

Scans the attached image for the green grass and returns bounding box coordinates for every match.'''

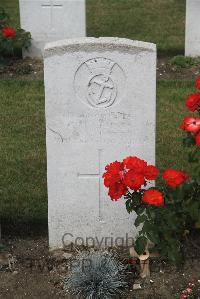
[1,0,186,56]
[157,80,198,173]
[170,55,200,69]
[0,81,47,225]
[0,0,19,28]
[0,80,197,224]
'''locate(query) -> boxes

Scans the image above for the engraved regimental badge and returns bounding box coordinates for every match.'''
[74,58,126,108]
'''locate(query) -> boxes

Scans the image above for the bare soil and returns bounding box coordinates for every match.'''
[157,57,200,81]
[0,235,200,299]
[0,58,44,81]
[0,57,200,81]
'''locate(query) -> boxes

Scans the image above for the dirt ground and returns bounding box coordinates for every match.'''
[0,57,200,81]
[0,234,200,299]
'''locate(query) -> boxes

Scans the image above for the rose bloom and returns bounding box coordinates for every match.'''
[2,27,16,38]
[195,132,200,147]
[144,165,159,180]
[180,117,200,134]
[103,161,124,187]
[185,288,193,294]
[142,189,164,207]
[104,161,123,174]
[185,93,200,112]
[163,169,189,188]
[124,170,145,191]
[108,182,127,201]
[123,156,147,173]
[195,76,200,90]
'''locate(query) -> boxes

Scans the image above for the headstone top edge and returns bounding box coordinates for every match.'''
[44,37,157,58]
[20,0,85,2]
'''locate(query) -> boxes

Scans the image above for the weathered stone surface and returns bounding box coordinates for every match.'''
[19,0,86,58]
[44,37,157,250]
[185,0,200,57]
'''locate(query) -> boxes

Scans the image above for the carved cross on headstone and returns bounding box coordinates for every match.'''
[41,0,63,30]
[77,149,104,221]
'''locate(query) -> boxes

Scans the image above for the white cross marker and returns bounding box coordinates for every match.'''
[77,149,104,221]
[41,1,63,30]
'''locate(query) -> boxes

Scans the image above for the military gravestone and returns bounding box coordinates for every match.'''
[19,0,86,58]
[44,37,157,249]
[185,0,200,57]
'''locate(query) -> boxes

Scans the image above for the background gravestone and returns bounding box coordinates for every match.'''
[185,0,200,57]
[19,0,86,58]
[44,37,157,250]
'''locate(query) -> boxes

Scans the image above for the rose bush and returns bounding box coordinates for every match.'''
[182,76,200,166]
[0,8,31,59]
[103,156,192,264]
[103,77,200,264]
[2,27,16,38]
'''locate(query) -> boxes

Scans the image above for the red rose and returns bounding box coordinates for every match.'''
[108,182,127,201]
[103,172,121,188]
[195,76,200,90]
[163,169,189,188]
[144,165,159,180]
[124,170,145,191]
[142,189,164,207]
[105,161,124,174]
[185,93,200,112]
[103,161,124,187]
[180,117,200,134]
[195,132,200,147]
[123,156,147,173]
[2,27,16,38]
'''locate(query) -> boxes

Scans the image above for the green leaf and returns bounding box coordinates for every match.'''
[146,231,159,244]
[188,149,199,163]
[134,214,147,227]
[135,205,145,215]
[188,202,200,221]
[183,133,195,147]
[131,192,142,205]
[143,220,154,233]
[125,198,134,214]
[135,236,147,255]
[167,245,183,265]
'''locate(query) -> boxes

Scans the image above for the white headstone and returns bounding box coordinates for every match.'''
[44,37,157,250]
[19,0,86,58]
[185,0,200,57]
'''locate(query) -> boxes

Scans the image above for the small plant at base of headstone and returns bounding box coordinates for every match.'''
[63,251,128,298]
[0,8,31,61]
[170,55,200,69]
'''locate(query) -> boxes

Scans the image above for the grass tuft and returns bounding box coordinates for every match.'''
[64,251,128,299]
[170,55,200,69]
